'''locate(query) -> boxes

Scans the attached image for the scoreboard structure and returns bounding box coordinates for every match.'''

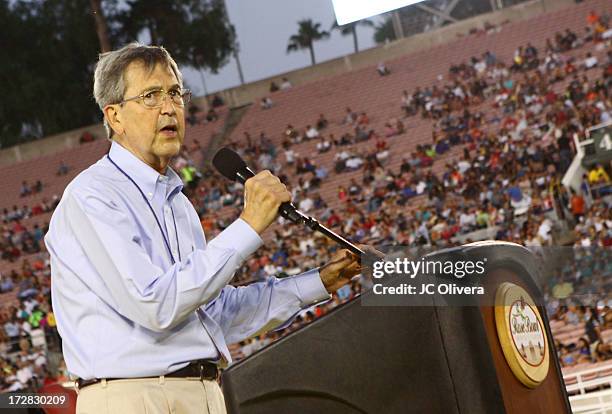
[578,121,612,168]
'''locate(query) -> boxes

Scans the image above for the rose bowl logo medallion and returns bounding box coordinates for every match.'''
[495,283,550,388]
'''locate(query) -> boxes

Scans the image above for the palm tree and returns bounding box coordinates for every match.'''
[374,16,396,45]
[287,19,330,66]
[331,19,373,53]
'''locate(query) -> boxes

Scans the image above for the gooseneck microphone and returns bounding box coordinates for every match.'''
[212,147,366,257]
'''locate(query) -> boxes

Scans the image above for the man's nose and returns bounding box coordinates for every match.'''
[160,94,176,116]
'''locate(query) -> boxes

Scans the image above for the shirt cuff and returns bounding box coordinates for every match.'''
[292,269,331,307]
[210,218,263,260]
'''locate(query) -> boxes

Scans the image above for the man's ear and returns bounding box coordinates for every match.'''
[103,104,124,137]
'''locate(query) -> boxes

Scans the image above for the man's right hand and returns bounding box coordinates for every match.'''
[240,170,292,235]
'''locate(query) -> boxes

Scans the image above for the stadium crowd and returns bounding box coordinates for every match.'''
[0,6,611,393]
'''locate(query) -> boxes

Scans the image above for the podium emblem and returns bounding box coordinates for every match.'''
[495,283,550,388]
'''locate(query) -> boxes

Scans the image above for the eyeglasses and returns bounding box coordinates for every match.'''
[120,88,192,108]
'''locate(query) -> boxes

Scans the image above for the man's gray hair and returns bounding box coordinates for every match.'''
[93,42,183,139]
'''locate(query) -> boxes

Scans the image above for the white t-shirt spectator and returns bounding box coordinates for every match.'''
[6,379,24,392]
[285,149,297,164]
[261,97,273,109]
[584,55,598,69]
[21,320,32,335]
[16,366,33,385]
[34,352,47,367]
[263,263,282,276]
[453,86,465,99]
[460,212,476,229]
[580,235,592,247]
[457,160,471,174]
[416,181,427,194]
[316,140,331,153]
[538,219,552,243]
[305,126,319,139]
[280,79,292,90]
[474,60,487,74]
[299,238,315,255]
[298,197,314,212]
[335,151,350,161]
[258,153,273,170]
[376,150,389,163]
[4,321,19,338]
[346,157,363,170]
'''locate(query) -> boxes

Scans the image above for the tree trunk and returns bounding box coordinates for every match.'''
[199,69,209,97]
[309,43,316,65]
[352,25,359,53]
[90,0,111,52]
[149,20,158,45]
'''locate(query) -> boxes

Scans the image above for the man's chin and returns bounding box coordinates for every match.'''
[155,139,181,158]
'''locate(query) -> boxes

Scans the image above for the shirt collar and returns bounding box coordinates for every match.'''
[108,141,183,200]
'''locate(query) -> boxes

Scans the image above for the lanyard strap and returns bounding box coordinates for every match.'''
[105,154,228,361]
[107,155,181,264]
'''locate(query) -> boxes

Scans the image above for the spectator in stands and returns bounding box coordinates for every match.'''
[269,81,279,92]
[280,77,292,90]
[576,337,593,363]
[383,122,398,137]
[205,108,219,122]
[4,315,20,353]
[305,125,319,140]
[316,136,331,153]
[56,160,69,176]
[588,163,610,186]
[79,131,95,144]
[284,124,300,143]
[211,94,224,107]
[343,107,357,125]
[260,96,273,110]
[316,114,328,130]
[187,103,200,126]
[355,125,369,142]
[585,308,603,346]
[570,189,586,220]
[583,52,599,70]
[594,342,612,362]
[19,181,31,197]
[0,272,14,293]
[377,62,390,76]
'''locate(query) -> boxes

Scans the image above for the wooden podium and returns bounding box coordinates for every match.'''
[221,242,571,414]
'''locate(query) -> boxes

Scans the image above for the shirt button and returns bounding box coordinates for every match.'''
[148,192,153,198]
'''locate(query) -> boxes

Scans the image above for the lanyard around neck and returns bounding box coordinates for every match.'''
[107,155,182,264]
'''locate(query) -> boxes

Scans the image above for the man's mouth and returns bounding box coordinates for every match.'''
[159,125,178,137]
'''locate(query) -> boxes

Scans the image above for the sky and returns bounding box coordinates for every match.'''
[180,0,381,96]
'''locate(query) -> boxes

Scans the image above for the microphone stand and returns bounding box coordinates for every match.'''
[279,206,365,257]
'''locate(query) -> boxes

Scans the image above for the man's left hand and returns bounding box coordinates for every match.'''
[319,249,361,293]
[319,246,382,293]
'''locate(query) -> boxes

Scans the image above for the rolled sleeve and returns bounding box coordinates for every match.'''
[209,218,263,260]
[291,269,331,307]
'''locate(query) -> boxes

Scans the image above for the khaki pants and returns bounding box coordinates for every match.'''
[76,377,227,414]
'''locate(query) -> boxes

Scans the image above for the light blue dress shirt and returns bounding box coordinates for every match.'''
[45,141,330,380]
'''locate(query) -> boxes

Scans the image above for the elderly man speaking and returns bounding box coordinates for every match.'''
[45,43,361,414]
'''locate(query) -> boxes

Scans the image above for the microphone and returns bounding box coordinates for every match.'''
[212,147,309,224]
[212,147,366,257]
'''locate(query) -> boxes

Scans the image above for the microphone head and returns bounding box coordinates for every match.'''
[212,147,247,182]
